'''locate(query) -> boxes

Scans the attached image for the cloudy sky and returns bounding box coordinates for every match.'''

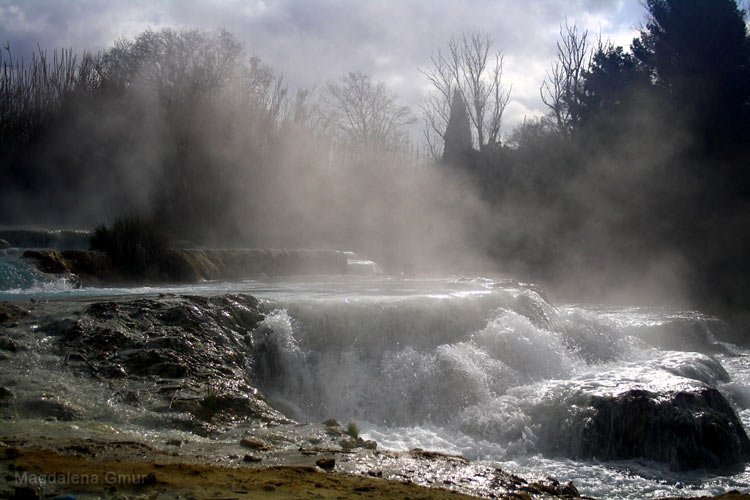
[0,0,645,135]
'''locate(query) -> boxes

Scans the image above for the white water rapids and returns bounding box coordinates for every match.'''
[1,260,750,498]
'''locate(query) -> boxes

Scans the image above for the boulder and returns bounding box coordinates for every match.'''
[566,387,747,470]
[536,357,750,471]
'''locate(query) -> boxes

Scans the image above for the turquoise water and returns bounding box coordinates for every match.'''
[0,255,78,295]
[0,257,41,290]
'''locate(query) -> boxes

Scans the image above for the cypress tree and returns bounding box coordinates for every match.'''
[442,90,473,165]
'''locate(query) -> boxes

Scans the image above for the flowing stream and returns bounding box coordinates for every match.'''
[1,254,750,498]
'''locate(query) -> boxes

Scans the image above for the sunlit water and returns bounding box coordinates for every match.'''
[2,255,749,498]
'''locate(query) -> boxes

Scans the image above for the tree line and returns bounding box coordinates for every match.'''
[0,27,478,273]
[1,0,749,321]
[433,0,750,319]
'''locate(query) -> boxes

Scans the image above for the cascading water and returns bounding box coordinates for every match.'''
[249,283,750,498]
[0,254,76,296]
[1,272,749,498]
[343,251,384,275]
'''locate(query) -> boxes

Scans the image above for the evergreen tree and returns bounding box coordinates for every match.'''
[442,91,473,165]
[581,46,649,120]
[632,0,750,148]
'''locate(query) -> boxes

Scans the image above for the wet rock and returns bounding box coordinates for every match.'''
[0,303,28,325]
[513,291,556,329]
[172,392,277,424]
[60,249,113,283]
[410,449,466,461]
[0,239,10,250]
[60,443,93,455]
[0,336,18,352]
[20,397,82,421]
[18,248,110,286]
[98,364,127,378]
[4,294,289,437]
[243,454,262,463]
[0,387,14,400]
[113,390,140,406]
[60,295,264,382]
[64,352,87,364]
[526,477,579,497]
[123,350,190,378]
[41,318,84,340]
[360,439,377,450]
[322,419,345,438]
[543,386,750,471]
[158,305,198,326]
[339,437,358,449]
[86,301,120,319]
[240,438,270,451]
[316,457,335,469]
[22,250,71,274]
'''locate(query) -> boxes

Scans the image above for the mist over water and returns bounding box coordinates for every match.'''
[0,45,496,275]
[2,2,750,498]
[3,16,748,309]
[3,271,748,498]
[247,280,750,498]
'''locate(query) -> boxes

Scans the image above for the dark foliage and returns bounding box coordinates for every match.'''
[632,0,750,149]
[90,215,172,279]
[442,91,473,165]
[445,0,750,320]
[3,2,750,324]
[579,45,651,131]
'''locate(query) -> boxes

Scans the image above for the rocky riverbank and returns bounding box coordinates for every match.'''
[1,436,586,499]
[0,296,583,499]
[1,295,749,498]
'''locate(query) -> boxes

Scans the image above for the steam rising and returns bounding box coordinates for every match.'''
[0,29,496,274]
[2,1,750,317]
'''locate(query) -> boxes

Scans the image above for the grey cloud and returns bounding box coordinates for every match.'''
[0,0,640,134]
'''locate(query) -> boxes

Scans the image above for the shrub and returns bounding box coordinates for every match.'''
[196,384,220,422]
[345,421,360,440]
[90,214,172,279]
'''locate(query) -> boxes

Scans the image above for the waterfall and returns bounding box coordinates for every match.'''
[252,286,749,473]
[0,255,76,296]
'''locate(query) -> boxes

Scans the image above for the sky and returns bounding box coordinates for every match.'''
[0,0,645,137]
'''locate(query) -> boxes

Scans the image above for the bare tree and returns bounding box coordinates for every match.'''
[1,45,103,142]
[102,28,243,103]
[540,22,590,137]
[420,30,512,159]
[232,55,290,128]
[320,71,414,152]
